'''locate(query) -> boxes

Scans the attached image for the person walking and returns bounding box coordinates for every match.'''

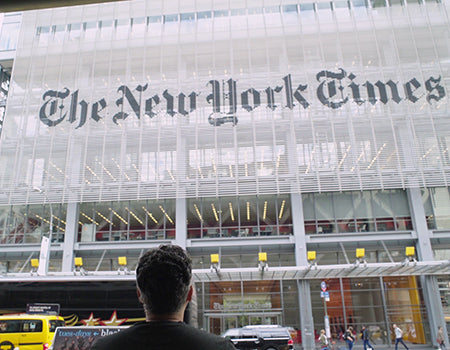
[361,325,374,350]
[437,326,447,350]
[344,326,355,350]
[319,329,328,350]
[91,244,236,350]
[393,324,409,350]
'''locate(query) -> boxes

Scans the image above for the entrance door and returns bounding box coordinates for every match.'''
[206,312,282,335]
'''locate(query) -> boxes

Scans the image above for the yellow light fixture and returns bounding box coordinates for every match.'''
[405,246,415,257]
[210,254,220,264]
[118,256,127,266]
[356,248,365,259]
[258,252,267,262]
[74,257,83,267]
[307,251,316,261]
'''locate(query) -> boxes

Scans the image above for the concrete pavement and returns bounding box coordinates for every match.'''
[302,342,438,350]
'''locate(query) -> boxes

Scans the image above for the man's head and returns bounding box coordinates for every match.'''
[136,244,192,315]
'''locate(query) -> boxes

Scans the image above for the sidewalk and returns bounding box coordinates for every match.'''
[302,343,437,350]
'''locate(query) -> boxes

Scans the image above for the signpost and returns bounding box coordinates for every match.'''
[320,281,331,339]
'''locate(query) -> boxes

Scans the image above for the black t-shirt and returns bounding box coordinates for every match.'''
[91,321,236,350]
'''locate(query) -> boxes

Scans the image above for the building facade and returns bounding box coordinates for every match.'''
[0,0,449,348]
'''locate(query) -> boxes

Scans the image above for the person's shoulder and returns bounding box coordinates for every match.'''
[178,324,236,349]
[90,325,142,350]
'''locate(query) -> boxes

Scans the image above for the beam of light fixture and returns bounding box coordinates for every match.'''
[337,145,351,169]
[279,200,286,219]
[211,203,219,222]
[43,169,58,181]
[367,143,387,169]
[132,163,141,174]
[246,202,250,221]
[98,161,116,181]
[159,205,174,224]
[34,214,65,232]
[112,158,131,180]
[142,207,158,224]
[229,202,235,221]
[167,169,175,181]
[86,165,101,181]
[80,212,99,226]
[49,161,68,178]
[229,164,233,177]
[198,166,204,179]
[96,211,112,224]
[263,201,267,220]
[194,204,203,221]
[276,149,283,169]
[126,207,144,225]
[212,156,217,174]
[351,150,366,172]
[421,145,435,160]
[109,208,129,225]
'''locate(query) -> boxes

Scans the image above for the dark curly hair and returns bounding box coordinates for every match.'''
[136,244,192,315]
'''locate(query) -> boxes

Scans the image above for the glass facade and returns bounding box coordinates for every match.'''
[0,0,449,205]
[78,199,175,241]
[422,187,450,230]
[0,0,449,348]
[304,189,412,234]
[0,203,66,244]
[311,276,429,344]
[187,195,292,239]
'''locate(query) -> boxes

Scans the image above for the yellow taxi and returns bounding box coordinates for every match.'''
[0,314,65,350]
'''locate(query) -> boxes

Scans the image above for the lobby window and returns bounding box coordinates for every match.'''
[187,195,292,239]
[0,204,66,245]
[78,199,175,242]
[422,187,450,230]
[303,190,412,234]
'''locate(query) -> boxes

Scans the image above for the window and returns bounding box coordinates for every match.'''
[304,190,412,234]
[49,320,65,332]
[22,320,43,332]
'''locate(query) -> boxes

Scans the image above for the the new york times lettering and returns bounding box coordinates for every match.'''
[39,69,445,129]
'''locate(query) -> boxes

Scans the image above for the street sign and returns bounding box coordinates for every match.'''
[320,291,330,299]
[321,281,327,291]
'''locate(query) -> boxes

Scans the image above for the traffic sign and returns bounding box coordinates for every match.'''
[321,281,327,291]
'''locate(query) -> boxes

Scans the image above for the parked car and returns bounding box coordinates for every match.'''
[222,325,294,350]
[0,314,65,350]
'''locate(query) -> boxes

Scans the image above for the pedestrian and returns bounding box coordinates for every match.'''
[437,326,446,350]
[319,329,328,349]
[361,326,374,350]
[393,324,409,350]
[344,326,355,350]
[91,244,236,350]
